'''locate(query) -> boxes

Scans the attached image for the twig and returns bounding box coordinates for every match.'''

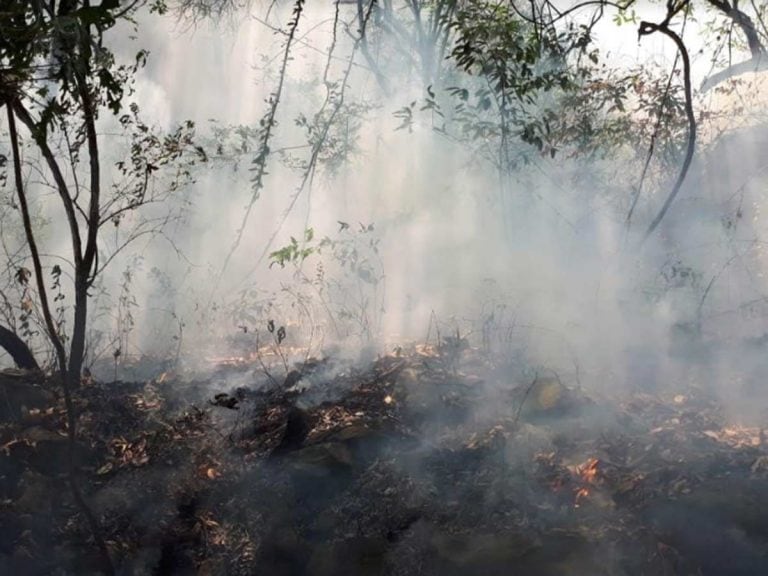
[249,0,378,271]
[513,372,539,428]
[254,332,280,388]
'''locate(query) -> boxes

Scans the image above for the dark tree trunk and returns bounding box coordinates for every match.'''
[0,324,39,370]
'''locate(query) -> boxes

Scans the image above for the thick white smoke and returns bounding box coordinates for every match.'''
[4,2,768,422]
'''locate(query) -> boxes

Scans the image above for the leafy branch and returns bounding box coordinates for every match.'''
[213,0,306,289]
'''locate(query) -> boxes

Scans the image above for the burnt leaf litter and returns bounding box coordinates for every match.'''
[1,344,768,575]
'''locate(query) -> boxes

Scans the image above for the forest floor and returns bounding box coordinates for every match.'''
[2,344,768,575]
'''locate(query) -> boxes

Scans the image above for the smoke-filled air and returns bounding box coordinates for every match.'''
[3,1,768,574]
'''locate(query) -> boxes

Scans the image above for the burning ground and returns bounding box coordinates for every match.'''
[2,343,768,575]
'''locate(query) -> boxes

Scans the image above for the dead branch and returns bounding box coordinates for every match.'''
[12,101,84,269]
[252,0,378,270]
[513,372,539,428]
[700,53,768,91]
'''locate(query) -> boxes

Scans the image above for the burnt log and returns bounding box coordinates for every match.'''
[0,324,39,370]
[272,406,311,455]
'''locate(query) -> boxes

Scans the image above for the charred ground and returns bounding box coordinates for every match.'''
[2,343,768,575]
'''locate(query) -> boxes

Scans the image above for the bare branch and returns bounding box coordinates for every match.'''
[12,101,84,267]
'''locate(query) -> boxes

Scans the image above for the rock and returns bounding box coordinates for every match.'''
[514,376,589,422]
[430,529,539,570]
[283,369,303,390]
[0,372,52,421]
[527,377,567,412]
[14,470,55,514]
[14,426,92,474]
[319,422,376,444]
[306,536,389,576]
[286,442,353,475]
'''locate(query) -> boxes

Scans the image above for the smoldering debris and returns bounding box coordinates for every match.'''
[2,343,768,575]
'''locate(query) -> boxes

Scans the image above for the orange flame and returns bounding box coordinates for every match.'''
[572,457,601,508]
[576,457,600,484]
[574,487,590,507]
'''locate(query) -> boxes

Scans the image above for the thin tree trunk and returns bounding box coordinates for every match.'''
[68,275,89,389]
[5,100,115,575]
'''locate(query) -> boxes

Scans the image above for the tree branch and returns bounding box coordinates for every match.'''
[6,102,68,372]
[706,0,765,56]
[639,11,697,241]
[0,323,39,370]
[700,53,768,91]
[7,95,114,575]
[12,101,84,268]
[213,0,306,293]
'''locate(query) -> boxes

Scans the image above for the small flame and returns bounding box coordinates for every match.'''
[576,457,600,484]
[571,457,601,508]
[574,487,590,507]
[383,395,394,405]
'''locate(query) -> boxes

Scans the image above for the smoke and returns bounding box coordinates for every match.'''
[3,2,768,423]
[117,4,768,415]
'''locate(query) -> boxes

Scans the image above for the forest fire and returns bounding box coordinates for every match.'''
[571,457,601,508]
[2,0,768,574]
[573,486,591,508]
[573,457,601,485]
[3,345,768,574]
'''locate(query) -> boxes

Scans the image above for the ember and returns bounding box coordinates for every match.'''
[574,487,590,507]
[3,344,768,575]
[574,457,601,484]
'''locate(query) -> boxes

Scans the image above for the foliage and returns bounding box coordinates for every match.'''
[385,1,658,170]
[1,0,203,356]
[268,228,322,269]
[266,222,384,341]
[450,2,583,103]
[291,97,377,176]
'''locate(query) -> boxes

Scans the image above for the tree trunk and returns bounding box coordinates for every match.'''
[0,324,39,370]
[67,275,89,389]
